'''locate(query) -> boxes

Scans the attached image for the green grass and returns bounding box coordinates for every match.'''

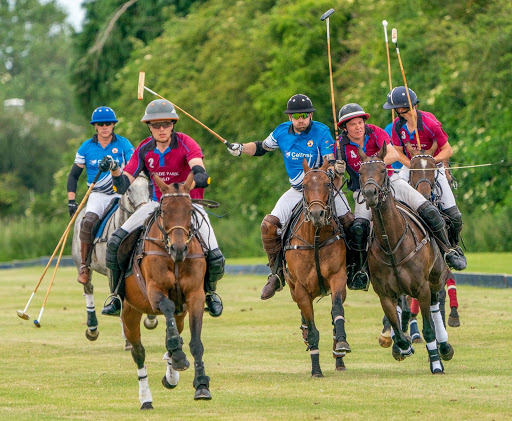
[1,267,512,420]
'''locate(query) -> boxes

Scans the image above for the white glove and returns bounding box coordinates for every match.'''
[228,143,243,157]
[334,160,346,176]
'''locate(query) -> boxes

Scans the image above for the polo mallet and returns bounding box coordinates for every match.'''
[17,170,102,321]
[138,71,232,148]
[382,20,395,123]
[391,28,421,149]
[320,9,338,140]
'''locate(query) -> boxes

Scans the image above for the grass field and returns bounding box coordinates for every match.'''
[1,266,511,420]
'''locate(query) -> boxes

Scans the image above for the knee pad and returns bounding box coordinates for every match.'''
[442,206,463,232]
[206,248,225,288]
[106,228,129,270]
[261,215,281,238]
[80,213,99,243]
[418,202,445,232]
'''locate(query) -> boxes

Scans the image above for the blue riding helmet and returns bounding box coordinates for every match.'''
[90,106,118,125]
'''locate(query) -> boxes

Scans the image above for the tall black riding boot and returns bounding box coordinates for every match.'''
[204,248,225,317]
[260,215,284,300]
[346,218,371,291]
[101,228,129,316]
[418,203,466,271]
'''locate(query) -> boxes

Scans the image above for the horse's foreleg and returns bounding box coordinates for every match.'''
[331,291,351,354]
[158,295,189,371]
[430,291,454,363]
[83,281,99,341]
[418,289,444,374]
[296,293,322,378]
[187,295,211,400]
[379,296,413,361]
[121,305,153,409]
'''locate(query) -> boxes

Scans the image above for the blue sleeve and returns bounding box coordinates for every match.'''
[318,124,335,156]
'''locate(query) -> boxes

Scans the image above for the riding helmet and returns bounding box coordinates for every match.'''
[141,99,180,122]
[337,103,370,128]
[90,106,118,125]
[284,94,316,114]
[383,86,419,109]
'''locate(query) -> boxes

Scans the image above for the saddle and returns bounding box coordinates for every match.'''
[92,197,120,242]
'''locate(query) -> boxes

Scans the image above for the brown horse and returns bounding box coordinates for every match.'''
[405,140,461,328]
[284,159,350,377]
[121,172,210,409]
[358,142,454,374]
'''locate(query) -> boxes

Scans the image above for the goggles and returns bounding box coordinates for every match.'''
[149,121,175,129]
[291,113,309,120]
[95,122,115,127]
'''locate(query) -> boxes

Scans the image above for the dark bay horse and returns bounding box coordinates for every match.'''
[122,172,210,409]
[284,159,350,377]
[72,175,155,344]
[358,143,454,374]
[406,140,461,328]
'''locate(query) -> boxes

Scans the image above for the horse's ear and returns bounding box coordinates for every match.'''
[185,171,195,191]
[378,141,387,160]
[357,146,369,162]
[152,173,169,193]
[321,158,329,171]
[404,140,418,156]
[303,158,311,173]
[425,140,438,156]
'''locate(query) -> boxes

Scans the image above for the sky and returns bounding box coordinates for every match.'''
[54,0,86,31]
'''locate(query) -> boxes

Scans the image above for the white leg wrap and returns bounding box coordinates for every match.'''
[430,303,448,343]
[83,293,95,311]
[309,349,320,355]
[391,305,402,339]
[166,362,180,387]
[426,340,443,372]
[137,366,152,405]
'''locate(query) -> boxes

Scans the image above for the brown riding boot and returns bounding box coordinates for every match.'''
[77,241,93,284]
[338,211,355,233]
[260,215,284,300]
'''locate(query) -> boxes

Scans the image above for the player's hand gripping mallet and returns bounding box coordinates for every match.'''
[392,28,421,149]
[138,71,232,148]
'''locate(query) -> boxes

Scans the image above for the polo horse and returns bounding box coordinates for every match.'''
[72,175,156,345]
[121,172,211,409]
[358,142,454,374]
[283,159,350,377]
[406,140,461,329]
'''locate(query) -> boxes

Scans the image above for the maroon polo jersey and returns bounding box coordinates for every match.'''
[124,133,205,201]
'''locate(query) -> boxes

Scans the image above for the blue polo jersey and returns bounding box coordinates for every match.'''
[263,121,334,189]
[74,134,134,194]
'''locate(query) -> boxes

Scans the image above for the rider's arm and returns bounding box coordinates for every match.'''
[67,163,84,201]
[112,171,134,194]
[434,142,453,164]
[384,143,400,166]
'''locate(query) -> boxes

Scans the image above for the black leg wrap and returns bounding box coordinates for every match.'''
[346,219,371,290]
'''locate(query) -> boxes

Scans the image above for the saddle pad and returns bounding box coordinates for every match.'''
[94,199,120,240]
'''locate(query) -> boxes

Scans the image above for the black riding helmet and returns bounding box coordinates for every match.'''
[383,86,419,109]
[284,94,316,114]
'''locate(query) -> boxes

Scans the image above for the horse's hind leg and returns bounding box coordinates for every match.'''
[158,295,189,371]
[186,295,211,400]
[379,315,392,348]
[122,305,153,410]
[418,290,446,374]
[83,281,99,341]
[430,291,454,362]
[446,278,460,327]
[379,296,413,361]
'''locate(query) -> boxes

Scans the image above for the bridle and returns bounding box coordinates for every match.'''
[359,159,391,208]
[157,192,195,253]
[409,154,439,198]
[302,169,334,226]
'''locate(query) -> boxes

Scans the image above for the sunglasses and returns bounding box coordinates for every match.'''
[149,121,175,129]
[291,113,309,120]
[96,122,115,127]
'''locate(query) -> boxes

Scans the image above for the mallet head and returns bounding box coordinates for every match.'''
[138,71,145,100]
[320,8,335,21]
[17,310,30,320]
[34,319,41,328]
[392,28,398,44]
[382,20,388,28]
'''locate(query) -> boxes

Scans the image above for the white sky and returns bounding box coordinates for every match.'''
[54,0,86,31]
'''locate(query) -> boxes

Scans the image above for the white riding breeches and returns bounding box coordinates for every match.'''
[354,173,428,222]
[120,200,219,250]
[399,164,456,210]
[271,187,351,232]
[85,192,121,216]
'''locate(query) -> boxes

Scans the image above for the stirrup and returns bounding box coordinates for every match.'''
[347,270,370,291]
[101,294,122,316]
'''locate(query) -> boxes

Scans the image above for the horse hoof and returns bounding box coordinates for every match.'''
[412,337,423,344]
[311,372,324,378]
[379,334,392,348]
[171,353,190,371]
[85,329,99,341]
[439,343,454,361]
[140,402,153,410]
[432,369,445,375]
[162,375,178,389]
[144,316,158,330]
[448,316,460,328]
[335,341,351,353]
[194,387,212,400]
[124,340,133,351]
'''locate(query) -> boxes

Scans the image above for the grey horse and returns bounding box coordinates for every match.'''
[72,175,156,346]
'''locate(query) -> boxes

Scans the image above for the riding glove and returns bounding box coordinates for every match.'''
[227,143,243,157]
[334,160,346,177]
[98,155,119,172]
[68,200,78,218]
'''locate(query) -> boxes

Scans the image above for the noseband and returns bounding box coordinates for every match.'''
[410,154,438,190]
[359,159,391,207]
[158,192,194,253]
[302,169,333,225]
